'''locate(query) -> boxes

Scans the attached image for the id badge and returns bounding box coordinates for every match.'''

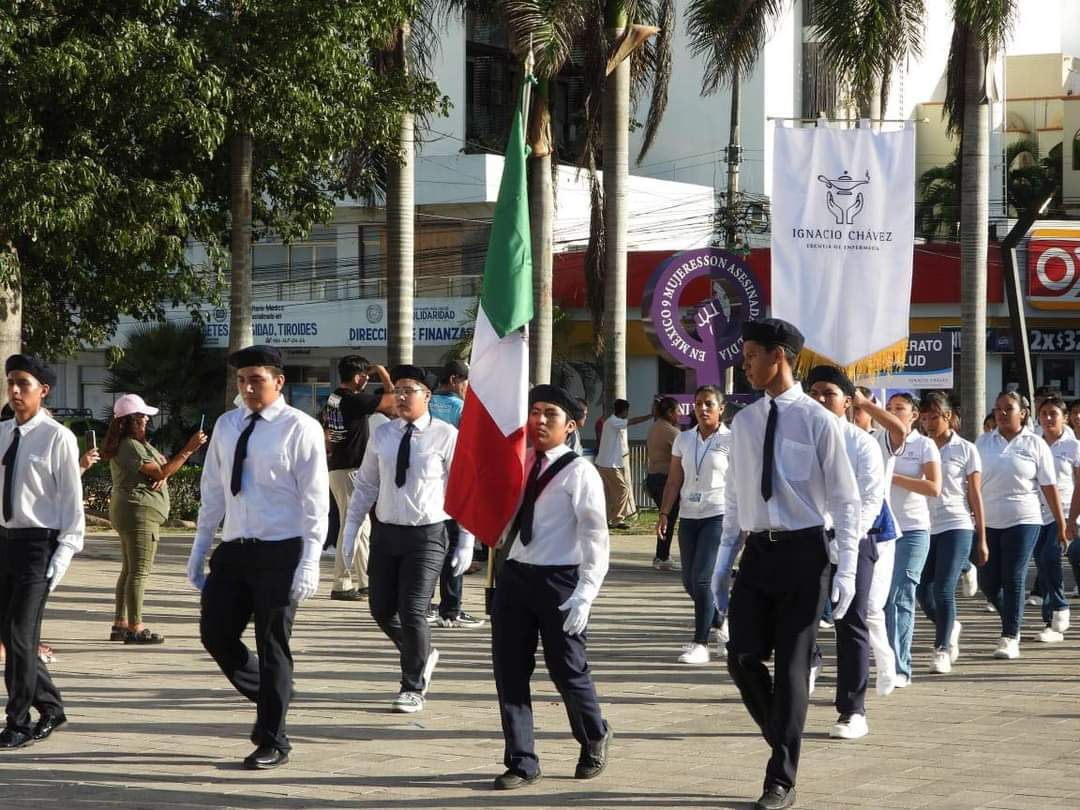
[688,492,702,503]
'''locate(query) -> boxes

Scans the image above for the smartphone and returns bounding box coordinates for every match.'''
[88,430,96,450]
[199,414,205,432]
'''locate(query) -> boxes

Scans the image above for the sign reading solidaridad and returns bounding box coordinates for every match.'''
[642,247,763,386]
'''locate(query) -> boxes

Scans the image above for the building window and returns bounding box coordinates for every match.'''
[252,226,338,300]
[801,41,839,121]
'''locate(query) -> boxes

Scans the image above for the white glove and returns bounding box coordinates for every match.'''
[711,542,739,615]
[450,543,473,577]
[558,595,591,635]
[342,519,359,570]
[290,559,320,603]
[186,545,210,591]
[831,571,856,621]
[45,544,76,592]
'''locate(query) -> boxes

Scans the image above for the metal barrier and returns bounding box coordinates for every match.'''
[628,441,654,513]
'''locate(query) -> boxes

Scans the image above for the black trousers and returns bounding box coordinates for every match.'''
[492,560,608,777]
[0,532,64,733]
[200,538,301,753]
[368,522,447,693]
[726,529,829,791]
[435,519,463,618]
[833,535,877,716]
[645,473,678,560]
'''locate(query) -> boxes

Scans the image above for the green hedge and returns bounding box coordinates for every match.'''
[83,462,203,523]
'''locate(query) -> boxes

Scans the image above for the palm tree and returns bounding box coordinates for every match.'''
[225,131,253,406]
[916,150,961,241]
[944,0,1016,440]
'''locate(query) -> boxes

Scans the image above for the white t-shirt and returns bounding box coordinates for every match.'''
[672,425,731,519]
[976,429,1057,529]
[1039,432,1080,525]
[595,415,628,469]
[929,433,980,534]
[871,428,901,541]
[887,432,941,533]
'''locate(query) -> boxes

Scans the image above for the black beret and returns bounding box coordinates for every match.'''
[806,365,856,397]
[390,364,435,391]
[440,359,469,382]
[229,345,283,369]
[741,318,805,354]
[5,354,57,388]
[529,384,584,423]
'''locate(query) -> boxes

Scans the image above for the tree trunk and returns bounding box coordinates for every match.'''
[725,68,741,251]
[0,269,21,409]
[959,41,989,441]
[225,130,253,407]
[386,26,415,368]
[602,10,630,413]
[528,79,554,386]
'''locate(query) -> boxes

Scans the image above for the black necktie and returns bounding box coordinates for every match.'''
[230,413,260,496]
[3,428,20,521]
[518,457,544,546]
[761,399,778,502]
[395,423,415,487]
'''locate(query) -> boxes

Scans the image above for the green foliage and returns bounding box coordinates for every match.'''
[83,460,203,522]
[684,0,789,94]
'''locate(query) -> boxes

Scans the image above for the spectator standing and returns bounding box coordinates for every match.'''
[594,400,650,529]
[646,397,682,571]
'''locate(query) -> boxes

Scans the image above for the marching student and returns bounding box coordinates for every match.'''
[1032,396,1079,642]
[491,384,612,791]
[916,393,986,675]
[343,365,474,714]
[805,366,884,741]
[0,355,84,749]
[187,345,329,770]
[976,391,1066,659]
[711,320,860,810]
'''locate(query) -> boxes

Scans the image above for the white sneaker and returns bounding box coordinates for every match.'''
[959,566,978,597]
[652,557,673,571]
[677,642,710,664]
[948,620,962,663]
[818,619,834,631]
[876,672,896,697]
[1051,607,1070,633]
[929,648,952,674]
[391,691,424,713]
[1035,626,1064,643]
[893,673,911,688]
[829,713,869,739]
[420,647,440,696]
[809,661,822,695]
[1026,594,1041,606]
[993,636,1020,659]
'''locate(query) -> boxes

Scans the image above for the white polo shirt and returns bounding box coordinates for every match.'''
[929,432,980,534]
[888,432,941,533]
[976,428,1057,529]
[1039,432,1080,525]
[672,424,730,519]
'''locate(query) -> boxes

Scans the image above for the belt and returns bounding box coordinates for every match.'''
[748,526,825,544]
[0,527,60,541]
[226,536,301,545]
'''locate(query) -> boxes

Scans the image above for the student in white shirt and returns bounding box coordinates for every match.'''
[1031,397,1080,642]
[187,345,328,770]
[656,386,730,665]
[882,393,941,687]
[0,355,84,750]
[711,319,860,810]
[594,400,649,528]
[491,385,611,791]
[976,390,1067,660]
[344,365,474,714]
[916,393,986,675]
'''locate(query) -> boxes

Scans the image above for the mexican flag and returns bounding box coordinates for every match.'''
[445,97,532,546]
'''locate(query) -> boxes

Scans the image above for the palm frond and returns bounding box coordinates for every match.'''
[636,0,673,162]
[684,0,789,96]
[503,0,589,79]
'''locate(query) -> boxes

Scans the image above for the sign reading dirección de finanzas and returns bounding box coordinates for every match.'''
[642,248,763,385]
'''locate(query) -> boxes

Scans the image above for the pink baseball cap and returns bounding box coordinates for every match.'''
[113,393,160,419]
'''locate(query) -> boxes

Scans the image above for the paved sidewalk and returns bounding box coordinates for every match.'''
[0,532,1078,809]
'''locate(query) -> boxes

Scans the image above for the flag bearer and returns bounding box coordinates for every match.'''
[491,385,612,791]
[711,320,860,810]
[0,354,84,749]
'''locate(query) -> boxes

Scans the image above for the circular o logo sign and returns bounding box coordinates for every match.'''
[642,248,763,385]
[365,304,383,324]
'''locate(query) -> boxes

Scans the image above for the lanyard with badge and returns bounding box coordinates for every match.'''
[688,430,716,503]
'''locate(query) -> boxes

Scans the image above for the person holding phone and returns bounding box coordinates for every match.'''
[102,394,205,644]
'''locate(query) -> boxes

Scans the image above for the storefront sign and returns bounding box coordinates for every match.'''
[1027,228,1080,309]
[641,248,763,385]
[858,332,952,388]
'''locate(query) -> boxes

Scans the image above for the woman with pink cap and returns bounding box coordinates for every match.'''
[102,394,205,644]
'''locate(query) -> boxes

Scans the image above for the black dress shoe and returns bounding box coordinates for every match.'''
[330,589,361,601]
[574,727,613,779]
[31,713,66,741]
[0,727,34,749]
[243,745,289,770]
[493,768,543,790]
[755,784,796,810]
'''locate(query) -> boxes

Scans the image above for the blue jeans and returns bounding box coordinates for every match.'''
[916,530,973,648]
[678,515,723,644]
[885,529,930,679]
[978,525,1041,639]
[1068,538,1080,593]
[1034,522,1069,624]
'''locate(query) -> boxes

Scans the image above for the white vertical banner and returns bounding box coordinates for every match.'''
[770,123,915,375]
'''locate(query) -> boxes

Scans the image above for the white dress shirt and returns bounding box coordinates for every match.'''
[837,417,885,541]
[929,433,980,534]
[0,410,85,551]
[672,425,731,519]
[346,412,474,547]
[889,432,941,533]
[976,428,1057,529]
[193,395,329,558]
[595,415,628,468]
[507,444,610,604]
[720,384,860,569]
[1039,432,1080,525]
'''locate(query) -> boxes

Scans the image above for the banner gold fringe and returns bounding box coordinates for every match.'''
[794,336,910,383]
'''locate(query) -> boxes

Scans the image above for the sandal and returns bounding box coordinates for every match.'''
[109,625,128,642]
[124,628,165,645]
